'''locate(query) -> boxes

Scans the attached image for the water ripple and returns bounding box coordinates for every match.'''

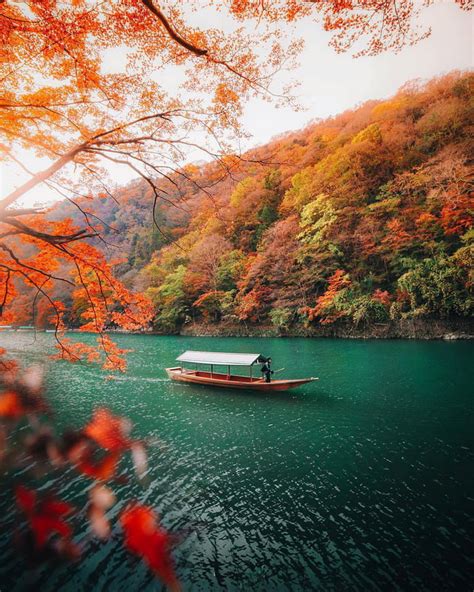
[0,333,472,591]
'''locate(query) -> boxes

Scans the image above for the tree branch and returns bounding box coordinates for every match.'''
[2,217,97,244]
[0,143,87,215]
[140,0,208,57]
[0,243,74,286]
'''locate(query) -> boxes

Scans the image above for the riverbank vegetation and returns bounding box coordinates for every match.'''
[4,73,473,338]
[55,72,473,335]
[142,73,474,333]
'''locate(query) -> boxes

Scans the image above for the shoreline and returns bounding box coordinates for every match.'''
[177,318,474,340]
[4,319,473,340]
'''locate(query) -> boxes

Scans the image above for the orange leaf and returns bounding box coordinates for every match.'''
[0,391,24,418]
[120,504,178,589]
[84,408,132,451]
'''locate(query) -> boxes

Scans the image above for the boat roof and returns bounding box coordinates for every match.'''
[177,350,261,366]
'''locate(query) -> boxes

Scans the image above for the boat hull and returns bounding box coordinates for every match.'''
[166,368,317,391]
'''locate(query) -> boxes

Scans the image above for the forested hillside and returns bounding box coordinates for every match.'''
[20,72,474,333]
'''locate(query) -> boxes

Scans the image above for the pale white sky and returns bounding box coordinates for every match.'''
[1,1,472,208]
[245,2,473,142]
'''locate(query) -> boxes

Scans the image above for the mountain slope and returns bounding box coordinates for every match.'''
[19,72,474,333]
[137,72,473,332]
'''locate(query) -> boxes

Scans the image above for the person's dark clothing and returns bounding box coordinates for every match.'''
[261,362,274,383]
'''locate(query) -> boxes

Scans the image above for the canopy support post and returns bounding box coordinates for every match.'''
[250,364,252,381]
[227,365,230,380]
[211,364,213,377]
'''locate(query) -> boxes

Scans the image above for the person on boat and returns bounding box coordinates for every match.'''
[261,357,274,383]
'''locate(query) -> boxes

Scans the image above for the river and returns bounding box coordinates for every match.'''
[0,333,472,591]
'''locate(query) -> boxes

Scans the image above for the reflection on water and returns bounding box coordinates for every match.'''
[0,333,473,591]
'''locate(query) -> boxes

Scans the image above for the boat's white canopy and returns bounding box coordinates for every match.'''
[177,350,261,366]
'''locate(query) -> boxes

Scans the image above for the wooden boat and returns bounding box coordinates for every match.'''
[166,351,318,392]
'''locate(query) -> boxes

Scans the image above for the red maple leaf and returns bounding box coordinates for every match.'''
[120,504,179,590]
[0,391,24,419]
[84,408,132,451]
[15,485,75,549]
[77,450,121,481]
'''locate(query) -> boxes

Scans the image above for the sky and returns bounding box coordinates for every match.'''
[243,2,472,144]
[1,1,472,208]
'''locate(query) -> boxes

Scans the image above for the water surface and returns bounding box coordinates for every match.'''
[0,333,472,591]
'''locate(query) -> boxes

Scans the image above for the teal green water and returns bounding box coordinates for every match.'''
[0,333,473,591]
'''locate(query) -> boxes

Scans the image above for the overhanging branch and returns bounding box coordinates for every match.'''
[140,0,208,57]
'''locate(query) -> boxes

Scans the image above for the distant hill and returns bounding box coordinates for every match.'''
[31,72,474,332]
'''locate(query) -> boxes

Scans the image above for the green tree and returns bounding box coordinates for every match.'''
[398,257,473,318]
[269,307,293,332]
[216,250,246,292]
[146,265,189,331]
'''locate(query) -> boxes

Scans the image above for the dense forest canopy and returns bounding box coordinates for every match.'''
[19,71,473,333]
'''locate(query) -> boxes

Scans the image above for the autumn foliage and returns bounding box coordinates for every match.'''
[301,270,351,324]
[1,0,473,586]
[121,504,179,590]
[9,75,470,335]
[0,364,175,586]
[130,73,473,332]
[2,1,473,358]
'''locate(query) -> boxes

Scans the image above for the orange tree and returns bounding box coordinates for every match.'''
[0,0,471,587]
